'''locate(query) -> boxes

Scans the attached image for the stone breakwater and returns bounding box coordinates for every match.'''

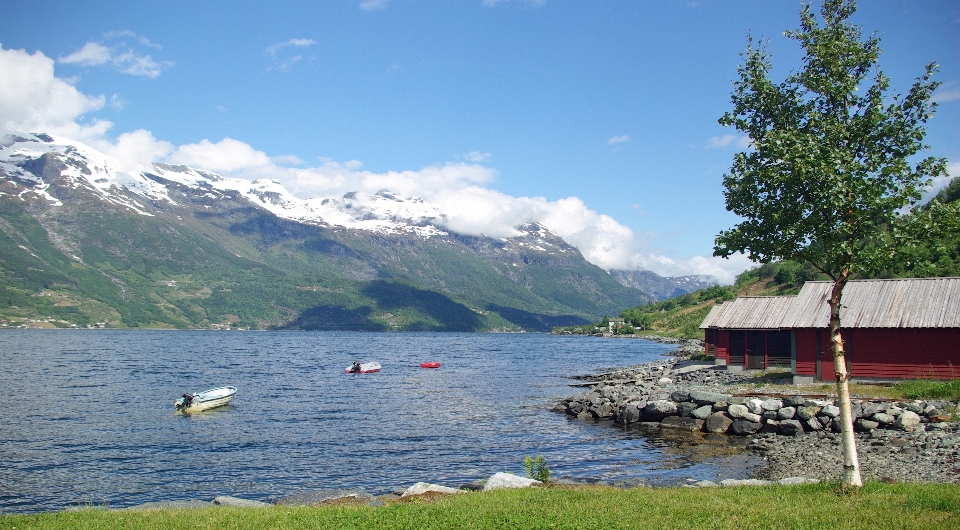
[555,339,960,483]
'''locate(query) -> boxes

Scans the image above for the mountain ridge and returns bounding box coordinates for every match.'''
[0,132,713,331]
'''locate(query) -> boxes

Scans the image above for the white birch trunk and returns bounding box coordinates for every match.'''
[829,276,863,487]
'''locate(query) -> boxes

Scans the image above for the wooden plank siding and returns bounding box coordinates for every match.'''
[701,277,960,380]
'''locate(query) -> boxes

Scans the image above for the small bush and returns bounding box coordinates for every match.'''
[523,454,550,483]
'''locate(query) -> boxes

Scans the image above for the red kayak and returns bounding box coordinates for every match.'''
[420,362,441,369]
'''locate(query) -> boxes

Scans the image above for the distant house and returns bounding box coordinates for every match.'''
[608,318,626,333]
[700,277,960,382]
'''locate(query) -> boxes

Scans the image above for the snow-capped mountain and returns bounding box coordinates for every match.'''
[0,132,709,332]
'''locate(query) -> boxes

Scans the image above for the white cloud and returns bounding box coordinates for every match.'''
[0,45,106,136]
[265,39,317,71]
[932,81,960,103]
[706,134,750,149]
[58,42,112,66]
[463,151,491,162]
[58,32,173,78]
[607,135,630,145]
[359,0,390,10]
[1,44,752,285]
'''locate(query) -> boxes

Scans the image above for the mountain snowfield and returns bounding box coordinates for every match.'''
[0,132,692,274]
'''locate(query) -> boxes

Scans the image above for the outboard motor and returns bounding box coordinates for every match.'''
[177,393,195,410]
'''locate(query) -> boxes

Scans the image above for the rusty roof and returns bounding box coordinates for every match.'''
[701,277,960,330]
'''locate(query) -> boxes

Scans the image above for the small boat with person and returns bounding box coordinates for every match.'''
[175,386,237,413]
[420,362,441,369]
[345,361,381,374]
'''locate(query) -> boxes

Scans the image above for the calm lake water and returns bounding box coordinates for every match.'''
[0,331,759,513]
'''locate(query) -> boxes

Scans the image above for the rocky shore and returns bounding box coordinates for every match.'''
[556,338,960,484]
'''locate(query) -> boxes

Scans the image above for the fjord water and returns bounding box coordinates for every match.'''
[1,331,754,513]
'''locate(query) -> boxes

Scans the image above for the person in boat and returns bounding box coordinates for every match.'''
[179,393,195,409]
[350,361,361,373]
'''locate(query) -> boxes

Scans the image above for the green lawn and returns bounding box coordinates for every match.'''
[4,482,958,530]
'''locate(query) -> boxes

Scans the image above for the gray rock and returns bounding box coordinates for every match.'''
[895,411,921,432]
[483,472,541,491]
[861,402,884,418]
[761,399,784,412]
[742,412,762,423]
[643,400,678,421]
[276,489,374,506]
[592,403,613,418]
[621,404,641,424]
[691,405,714,420]
[660,416,704,431]
[805,417,823,431]
[821,405,841,418]
[746,399,764,414]
[785,396,806,407]
[712,402,729,412]
[727,403,750,419]
[125,500,213,511]
[691,480,719,487]
[401,482,464,497]
[871,413,895,425]
[760,420,780,433]
[460,482,484,491]
[670,390,691,403]
[704,412,733,434]
[762,410,779,421]
[689,390,733,405]
[731,419,762,435]
[777,407,797,420]
[720,478,772,486]
[796,405,821,421]
[677,401,699,417]
[213,496,271,508]
[779,419,804,436]
[855,419,879,431]
[777,477,819,485]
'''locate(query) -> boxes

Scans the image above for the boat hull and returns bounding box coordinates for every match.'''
[345,362,381,374]
[420,362,441,369]
[175,386,237,413]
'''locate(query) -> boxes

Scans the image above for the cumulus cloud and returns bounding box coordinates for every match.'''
[607,135,630,145]
[0,45,106,136]
[58,32,173,78]
[1,43,751,284]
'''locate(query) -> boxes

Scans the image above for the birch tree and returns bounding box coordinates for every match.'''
[713,0,953,487]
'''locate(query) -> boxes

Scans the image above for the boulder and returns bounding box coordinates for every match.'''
[712,402,729,412]
[276,489,375,506]
[703,412,733,434]
[731,419,762,435]
[483,472,541,492]
[861,402,884,418]
[761,410,779,421]
[727,404,750,419]
[855,419,879,432]
[125,500,213,510]
[719,478,772,486]
[213,496,271,508]
[670,390,691,403]
[746,399,764,414]
[895,411,922,432]
[778,419,804,436]
[643,400,678,421]
[742,412,762,423]
[804,417,823,431]
[401,482,464,497]
[592,404,613,419]
[677,401,699,417]
[778,477,820,485]
[820,405,841,418]
[689,390,733,405]
[761,399,784,412]
[871,413,895,425]
[785,395,806,407]
[661,416,704,431]
[760,420,780,433]
[621,404,641,424]
[796,405,821,421]
[777,407,796,420]
[691,405,714,420]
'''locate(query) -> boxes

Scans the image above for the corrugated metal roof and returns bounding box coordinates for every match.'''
[699,296,795,329]
[702,277,960,330]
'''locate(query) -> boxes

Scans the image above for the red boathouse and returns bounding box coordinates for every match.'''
[700,277,960,383]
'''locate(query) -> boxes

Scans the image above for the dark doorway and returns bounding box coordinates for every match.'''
[767,331,792,368]
[729,331,746,366]
[747,331,766,369]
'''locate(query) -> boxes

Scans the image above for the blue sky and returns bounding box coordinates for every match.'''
[2,0,958,283]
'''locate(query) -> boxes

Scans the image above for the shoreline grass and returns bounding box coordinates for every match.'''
[3,482,959,530]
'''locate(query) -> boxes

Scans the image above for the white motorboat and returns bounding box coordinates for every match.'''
[175,386,237,412]
[345,361,381,374]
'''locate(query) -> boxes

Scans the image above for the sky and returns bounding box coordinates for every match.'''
[1,0,958,284]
